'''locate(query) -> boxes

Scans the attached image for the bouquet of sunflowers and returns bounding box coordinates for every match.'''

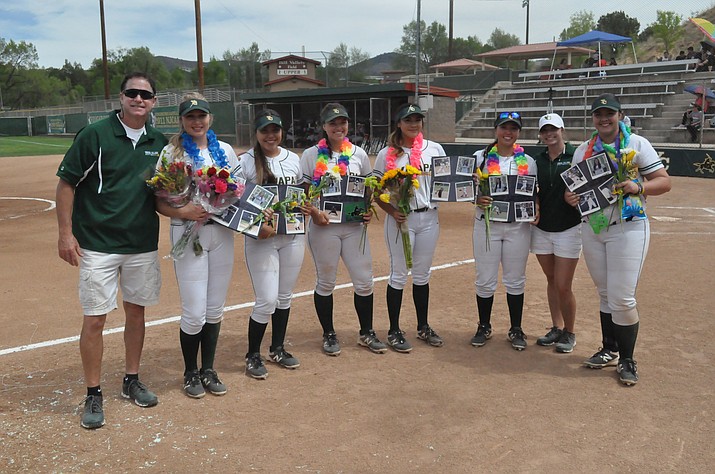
[377,165,422,269]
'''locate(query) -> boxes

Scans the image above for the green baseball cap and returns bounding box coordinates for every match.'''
[321,104,350,123]
[255,113,283,131]
[179,98,211,116]
[394,103,426,122]
[591,93,621,113]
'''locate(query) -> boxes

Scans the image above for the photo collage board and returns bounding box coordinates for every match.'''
[430,155,477,203]
[560,152,618,217]
[211,179,292,239]
[319,174,371,224]
[481,172,538,223]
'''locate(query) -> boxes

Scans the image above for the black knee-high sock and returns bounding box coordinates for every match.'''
[614,322,639,360]
[314,293,334,334]
[476,295,494,327]
[270,308,290,351]
[200,322,221,371]
[600,311,619,352]
[180,329,201,374]
[387,285,403,333]
[247,317,268,356]
[506,293,524,329]
[413,283,430,330]
[354,293,374,336]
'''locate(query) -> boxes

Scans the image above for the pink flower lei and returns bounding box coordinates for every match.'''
[386,132,424,170]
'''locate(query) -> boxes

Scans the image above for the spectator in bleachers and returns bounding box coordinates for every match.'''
[686,46,697,59]
[658,51,671,62]
[609,57,617,66]
[687,105,703,143]
[675,50,687,60]
[695,48,714,72]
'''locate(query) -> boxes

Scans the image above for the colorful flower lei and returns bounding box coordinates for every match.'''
[181,129,228,169]
[583,121,631,162]
[486,143,528,175]
[312,138,351,186]
[386,132,424,171]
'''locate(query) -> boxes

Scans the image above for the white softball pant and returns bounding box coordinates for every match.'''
[384,209,439,290]
[473,218,531,297]
[581,219,649,326]
[171,222,235,335]
[245,234,306,324]
[307,221,373,297]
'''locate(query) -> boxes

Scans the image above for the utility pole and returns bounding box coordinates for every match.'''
[415,0,421,100]
[195,0,204,91]
[522,1,530,70]
[99,0,110,99]
[448,0,454,60]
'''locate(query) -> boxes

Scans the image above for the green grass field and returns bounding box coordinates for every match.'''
[0,136,73,157]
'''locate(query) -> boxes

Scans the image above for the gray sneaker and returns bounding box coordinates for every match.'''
[358,330,388,353]
[121,379,158,407]
[80,395,105,429]
[536,327,563,346]
[583,348,619,368]
[417,325,444,347]
[617,358,639,386]
[245,352,268,379]
[387,330,413,353]
[322,332,341,356]
[269,346,301,369]
[200,368,227,395]
[507,327,527,351]
[183,370,206,399]
[470,324,492,347]
[554,331,576,353]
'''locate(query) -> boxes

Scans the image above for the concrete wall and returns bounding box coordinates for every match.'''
[423,96,456,143]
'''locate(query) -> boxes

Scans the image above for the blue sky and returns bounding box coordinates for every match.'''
[0,0,711,68]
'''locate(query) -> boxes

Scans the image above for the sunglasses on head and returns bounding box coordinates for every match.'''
[499,112,520,120]
[123,89,155,100]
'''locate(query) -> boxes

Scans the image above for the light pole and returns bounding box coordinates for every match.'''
[522,1,530,70]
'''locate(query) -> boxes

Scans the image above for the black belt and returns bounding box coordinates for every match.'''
[413,207,430,213]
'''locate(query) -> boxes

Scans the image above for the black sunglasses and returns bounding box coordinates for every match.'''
[123,89,155,100]
[499,112,521,120]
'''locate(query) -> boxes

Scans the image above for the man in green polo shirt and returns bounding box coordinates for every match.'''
[56,72,169,429]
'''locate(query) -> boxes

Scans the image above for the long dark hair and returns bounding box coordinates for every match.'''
[387,111,424,157]
[253,109,280,185]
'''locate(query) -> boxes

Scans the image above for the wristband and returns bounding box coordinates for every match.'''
[635,180,644,195]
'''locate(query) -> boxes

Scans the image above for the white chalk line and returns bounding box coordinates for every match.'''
[2,138,68,147]
[0,258,477,357]
[0,197,56,221]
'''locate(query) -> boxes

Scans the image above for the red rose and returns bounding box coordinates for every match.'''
[218,169,230,179]
[214,179,228,194]
[207,167,217,176]
[196,169,203,177]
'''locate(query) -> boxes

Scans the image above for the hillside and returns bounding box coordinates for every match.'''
[626,7,715,63]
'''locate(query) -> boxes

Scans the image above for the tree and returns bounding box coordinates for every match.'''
[450,35,484,59]
[559,10,596,41]
[329,43,370,85]
[487,28,521,50]
[649,10,684,54]
[395,20,449,70]
[597,11,640,39]
[0,38,41,109]
[223,42,270,90]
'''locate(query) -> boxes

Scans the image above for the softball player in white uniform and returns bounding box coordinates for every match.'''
[238,109,306,379]
[470,112,537,351]
[155,94,239,398]
[300,103,386,356]
[374,103,446,352]
[566,93,671,385]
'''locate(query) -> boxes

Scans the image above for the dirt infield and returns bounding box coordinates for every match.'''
[1,154,714,472]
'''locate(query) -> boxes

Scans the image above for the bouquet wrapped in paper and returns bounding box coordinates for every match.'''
[474,166,493,251]
[169,165,244,259]
[377,165,422,269]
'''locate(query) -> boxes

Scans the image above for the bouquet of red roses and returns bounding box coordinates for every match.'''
[169,165,244,259]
